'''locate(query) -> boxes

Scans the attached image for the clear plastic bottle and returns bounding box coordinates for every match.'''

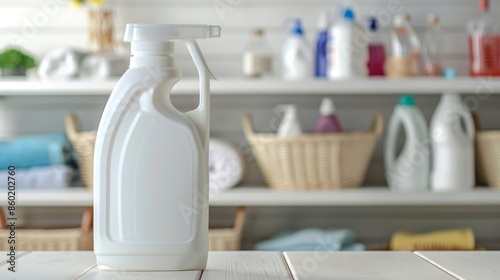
[367,17,386,76]
[387,13,420,77]
[242,29,273,78]
[422,14,443,76]
[468,0,500,76]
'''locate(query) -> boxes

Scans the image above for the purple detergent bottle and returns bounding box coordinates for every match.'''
[315,98,343,133]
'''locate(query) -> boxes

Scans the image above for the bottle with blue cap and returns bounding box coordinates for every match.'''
[385,95,430,191]
[328,6,368,79]
[367,17,386,76]
[282,18,312,80]
[93,24,220,271]
[430,68,475,191]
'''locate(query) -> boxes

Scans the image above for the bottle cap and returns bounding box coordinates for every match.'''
[369,17,378,32]
[291,19,304,35]
[399,95,415,106]
[343,8,355,21]
[443,68,457,79]
[320,98,336,116]
[317,11,329,30]
[428,14,439,26]
[251,28,264,36]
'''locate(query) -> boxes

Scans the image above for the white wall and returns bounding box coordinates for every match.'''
[1,0,500,249]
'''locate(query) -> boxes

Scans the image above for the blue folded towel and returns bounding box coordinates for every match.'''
[255,228,365,251]
[0,133,71,170]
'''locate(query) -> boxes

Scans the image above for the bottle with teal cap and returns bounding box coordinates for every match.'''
[385,94,430,191]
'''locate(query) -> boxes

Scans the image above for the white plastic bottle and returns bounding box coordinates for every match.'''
[385,95,430,191]
[277,104,302,138]
[93,24,221,271]
[328,7,368,79]
[282,19,312,80]
[430,69,475,191]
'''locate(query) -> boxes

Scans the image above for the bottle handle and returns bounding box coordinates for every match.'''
[459,108,475,141]
[183,39,216,147]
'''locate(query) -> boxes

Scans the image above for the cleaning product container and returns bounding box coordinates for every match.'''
[328,7,368,79]
[468,0,500,76]
[385,95,430,191]
[282,19,312,80]
[243,113,383,190]
[93,24,220,271]
[430,69,475,191]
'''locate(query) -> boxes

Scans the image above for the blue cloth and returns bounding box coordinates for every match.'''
[0,133,71,170]
[255,228,365,251]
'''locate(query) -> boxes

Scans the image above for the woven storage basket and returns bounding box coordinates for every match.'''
[476,131,500,188]
[0,207,93,251]
[209,207,246,250]
[65,113,96,188]
[243,112,383,190]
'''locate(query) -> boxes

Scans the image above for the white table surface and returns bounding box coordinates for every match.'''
[0,251,498,280]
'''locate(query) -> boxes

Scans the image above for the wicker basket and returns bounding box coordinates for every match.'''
[0,207,93,251]
[209,207,246,250]
[476,130,500,188]
[243,112,383,190]
[65,113,97,188]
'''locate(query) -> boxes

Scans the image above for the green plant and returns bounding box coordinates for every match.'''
[0,48,36,70]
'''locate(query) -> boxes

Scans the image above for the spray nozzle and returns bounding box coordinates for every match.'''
[276,104,298,117]
[124,24,220,42]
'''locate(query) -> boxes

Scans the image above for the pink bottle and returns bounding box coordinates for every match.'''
[468,0,500,76]
[315,98,343,133]
[367,17,386,76]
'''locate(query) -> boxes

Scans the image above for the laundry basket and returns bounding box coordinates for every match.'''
[0,207,93,251]
[65,113,96,188]
[209,206,247,250]
[243,112,383,190]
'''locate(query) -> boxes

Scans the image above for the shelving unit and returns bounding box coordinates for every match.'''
[1,77,500,96]
[2,187,500,207]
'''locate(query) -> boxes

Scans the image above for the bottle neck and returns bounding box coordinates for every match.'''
[129,55,176,68]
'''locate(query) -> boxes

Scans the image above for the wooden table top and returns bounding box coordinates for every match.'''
[0,251,498,279]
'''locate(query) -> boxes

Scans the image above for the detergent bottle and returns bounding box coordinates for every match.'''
[94,24,220,271]
[385,95,430,191]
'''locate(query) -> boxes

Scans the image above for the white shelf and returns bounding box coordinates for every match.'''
[1,187,500,207]
[1,77,500,96]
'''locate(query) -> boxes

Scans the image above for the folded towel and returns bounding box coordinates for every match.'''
[79,53,128,80]
[209,139,245,193]
[0,133,71,170]
[255,228,365,251]
[390,228,475,251]
[37,48,89,81]
[0,165,75,189]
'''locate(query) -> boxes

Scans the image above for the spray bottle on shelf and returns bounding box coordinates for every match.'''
[94,24,220,271]
[315,11,329,78]
[282,19,312,80]
[422,14,443,76]
[242,28,273,78]
[315,98,343,133]
[367,17,386,76]
[385,95,430,191]
[468,0,500,76]
[277,104,302,138]
[430,68,475,191]
[387,13,421,77]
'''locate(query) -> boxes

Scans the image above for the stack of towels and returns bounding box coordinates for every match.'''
[255,228,365,251]
[0,133,75,189]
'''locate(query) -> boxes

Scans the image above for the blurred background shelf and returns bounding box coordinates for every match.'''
[1,77,500,96]
[2,186,500,207]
